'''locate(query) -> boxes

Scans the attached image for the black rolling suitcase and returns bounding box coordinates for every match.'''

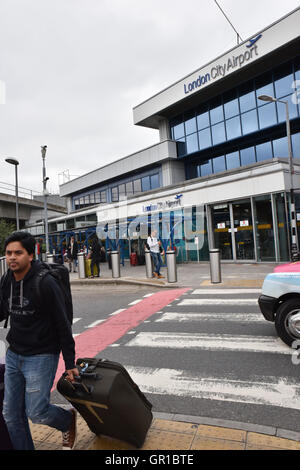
[57,358,153,448]
[0,364,13,450]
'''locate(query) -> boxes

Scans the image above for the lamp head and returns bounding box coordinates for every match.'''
[41,145,47,158]
[5,158,19,166]
[258,95,277,103]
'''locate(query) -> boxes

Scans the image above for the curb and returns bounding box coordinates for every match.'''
[152,412,300,442]
[70,278,178,289]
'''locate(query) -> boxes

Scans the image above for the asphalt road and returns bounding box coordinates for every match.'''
[2,284,300,433]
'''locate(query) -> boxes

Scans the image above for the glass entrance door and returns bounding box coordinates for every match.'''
[212,204,233,260]
[232,200,255,261]
[211,199,255,262]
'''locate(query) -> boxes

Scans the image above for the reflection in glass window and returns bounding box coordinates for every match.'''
[185,113,197,135]
[292,133,300,159]
[211,122,226,145]
[111,187,118,202]
[274,64,294,98]
[256,141,273,162]
[186,133,199,154]
[177,138,186,157]
[210,99,224,125]
[224,91,239,119]
[142,176,151,192]
[173,121,185,140]
[258,102,277,129]
[133,179,142,193]
[273,136,288,158]
[226,116,242,140]
[119,184,126,200]
[240,146,256,166]
[239,81,256,112]
[213,155,226,173]
[95,192,100,203]
[199,160,212,177]
[241,109,258,135]
[100,191,107,203]
[199,128,212,150]
[126,181,133,196]
[197,109,210,130]
[277,94,299,122]
[90,193,95,204]
[150,174,160,189]
[256,74,275,106]
[226,151,240,170]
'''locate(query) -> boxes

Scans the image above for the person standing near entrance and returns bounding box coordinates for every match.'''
[0,231,79,450]
[67,235,78,273]
[90,237,102,278]
[147,229,164,279]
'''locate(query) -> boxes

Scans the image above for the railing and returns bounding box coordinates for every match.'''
[0,181,42,200]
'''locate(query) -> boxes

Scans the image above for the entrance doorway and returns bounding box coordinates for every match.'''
[211,199,255,262]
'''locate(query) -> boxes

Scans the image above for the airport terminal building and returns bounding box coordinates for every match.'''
[28,8,300,263]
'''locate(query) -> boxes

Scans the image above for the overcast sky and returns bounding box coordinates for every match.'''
[0,0,299,195]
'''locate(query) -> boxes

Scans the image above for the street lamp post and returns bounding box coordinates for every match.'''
[41,145,49,254]
[5,158,20,231]
[258,95,298,260]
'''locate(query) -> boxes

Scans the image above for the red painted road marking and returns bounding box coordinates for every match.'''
[52,288,190,390]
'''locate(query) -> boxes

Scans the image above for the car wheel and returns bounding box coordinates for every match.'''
[275,298,300,347]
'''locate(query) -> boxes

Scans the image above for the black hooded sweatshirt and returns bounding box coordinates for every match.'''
[0,260,75,370]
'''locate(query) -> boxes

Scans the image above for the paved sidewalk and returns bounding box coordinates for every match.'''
[69,259,277,289]
[31,412,300,451]
[30,260,300,451]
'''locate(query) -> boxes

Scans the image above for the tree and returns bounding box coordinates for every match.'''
[0,219,16,256]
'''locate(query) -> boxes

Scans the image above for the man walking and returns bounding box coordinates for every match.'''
[147,229,164,279]
[0,231,79,450]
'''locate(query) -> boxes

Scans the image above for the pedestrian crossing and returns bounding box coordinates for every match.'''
[125,332,291,355]
[104,288,299,417]
[124,366,300,411]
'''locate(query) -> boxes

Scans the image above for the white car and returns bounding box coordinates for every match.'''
[258,262,300,347]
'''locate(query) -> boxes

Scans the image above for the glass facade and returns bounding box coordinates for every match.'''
[187,131,300,178]
[211,194,290,262]
[73,171,160,209]
[170,58,300,173]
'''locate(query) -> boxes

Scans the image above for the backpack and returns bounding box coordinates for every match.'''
[34,262,73,325]
[0,262,73,328]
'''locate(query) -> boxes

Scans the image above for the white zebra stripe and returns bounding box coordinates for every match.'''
[192,289,261,295]
[126,332,291,355]
[155,312,265,323]
[85,319,106,328]
[179,299,259,306]
[125,366,300,410]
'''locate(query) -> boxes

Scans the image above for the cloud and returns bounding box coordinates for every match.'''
[0,0,299,193]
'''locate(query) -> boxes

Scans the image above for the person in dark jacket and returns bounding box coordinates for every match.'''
[90,237,102,278]
[67,235,78,273]
[0,232,79,450]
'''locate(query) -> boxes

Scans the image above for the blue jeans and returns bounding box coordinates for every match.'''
[3,349,72,450]
[151,252,162,275]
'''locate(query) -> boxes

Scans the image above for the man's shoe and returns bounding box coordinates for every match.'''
[158,274,165,279]
[153,272,158,278]
[62,408,77,450]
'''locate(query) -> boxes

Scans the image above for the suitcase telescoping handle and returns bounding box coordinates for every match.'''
[62,373,93,395]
